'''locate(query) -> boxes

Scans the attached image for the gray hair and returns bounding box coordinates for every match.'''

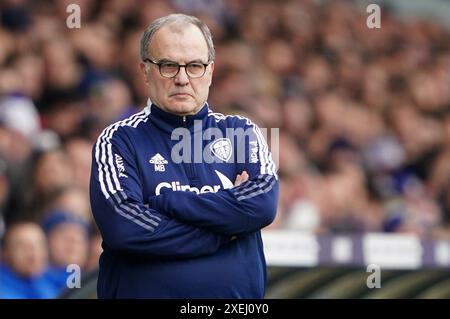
[140,13,215,62]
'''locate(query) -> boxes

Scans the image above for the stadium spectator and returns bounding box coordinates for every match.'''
[0,221,58,298]
[42,211,90,296]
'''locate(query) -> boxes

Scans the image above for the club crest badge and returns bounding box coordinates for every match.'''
[210,138,232,162]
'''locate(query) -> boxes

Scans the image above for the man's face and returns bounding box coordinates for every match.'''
[140,23,214,116]
[3,223,48,278]
[47,223,89,267]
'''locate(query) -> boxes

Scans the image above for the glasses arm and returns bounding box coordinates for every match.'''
[143,58,158,65]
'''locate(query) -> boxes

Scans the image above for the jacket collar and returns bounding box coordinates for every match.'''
[145,99,210,134]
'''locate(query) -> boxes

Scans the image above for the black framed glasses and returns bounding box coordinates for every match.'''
[143,58,210,78]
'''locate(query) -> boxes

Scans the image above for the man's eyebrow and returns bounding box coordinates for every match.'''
[187,59,208,63]
[155,58,176,63]
[155,58,208,64]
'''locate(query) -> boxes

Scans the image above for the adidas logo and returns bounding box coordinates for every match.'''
[149,153,168,172]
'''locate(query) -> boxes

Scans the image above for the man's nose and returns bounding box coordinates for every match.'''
[174,66,189,85]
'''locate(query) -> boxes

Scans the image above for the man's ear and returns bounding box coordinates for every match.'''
[208,61,214,86]
[139,62,149,85]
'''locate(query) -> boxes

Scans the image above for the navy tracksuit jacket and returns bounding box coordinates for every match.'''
[90,101,279,298]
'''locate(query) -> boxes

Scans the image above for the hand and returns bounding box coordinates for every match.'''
[234,171,249,187]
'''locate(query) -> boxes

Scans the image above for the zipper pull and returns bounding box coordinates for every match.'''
[183,116,187,126]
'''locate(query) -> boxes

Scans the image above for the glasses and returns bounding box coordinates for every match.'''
[144,58,210,78]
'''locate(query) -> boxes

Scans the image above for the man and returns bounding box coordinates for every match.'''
[0,221,58,298]
[42,211,90,295]
[90,13,279,298]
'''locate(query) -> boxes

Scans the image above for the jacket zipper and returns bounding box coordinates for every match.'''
[183,116,197,184]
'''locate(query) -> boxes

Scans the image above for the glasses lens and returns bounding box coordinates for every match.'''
[160,62,179,77]
[186,63,206,78]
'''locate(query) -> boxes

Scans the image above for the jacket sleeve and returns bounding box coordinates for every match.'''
[90,123,230,259]
[149,117,279,236]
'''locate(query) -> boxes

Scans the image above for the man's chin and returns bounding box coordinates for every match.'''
[167,102,200,116]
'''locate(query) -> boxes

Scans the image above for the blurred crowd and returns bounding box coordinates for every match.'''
[1,0,450,298]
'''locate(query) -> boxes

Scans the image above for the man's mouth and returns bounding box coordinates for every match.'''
[170,93,192,100]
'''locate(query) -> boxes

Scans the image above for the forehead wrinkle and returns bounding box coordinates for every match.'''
[150,24,209,62]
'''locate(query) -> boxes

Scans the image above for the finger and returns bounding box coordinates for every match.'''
[234,171,250,187]
[234,173,242,186]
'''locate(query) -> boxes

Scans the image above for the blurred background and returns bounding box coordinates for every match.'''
[1,0,450,298]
